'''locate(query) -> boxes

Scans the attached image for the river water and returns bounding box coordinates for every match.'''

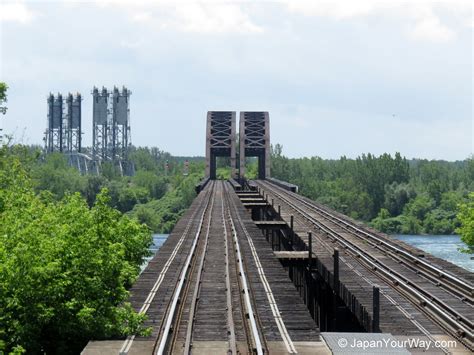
[392,234,474,272]
[140,234,169,272]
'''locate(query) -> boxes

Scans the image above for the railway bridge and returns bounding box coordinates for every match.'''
[84,112,473,354]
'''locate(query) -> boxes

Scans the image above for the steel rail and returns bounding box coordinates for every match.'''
[259,182,449,352]
[275,182,474,303]
[221,192,238,355]
[119,184,214,355]
[260,181,473,350]
[261,179,473,302]
[227,200,256,355]
[226,183,297,354]
[182,185,215,354]
[260,182,449,353]
[226,200,265,355]
[154,182,216,355]
[341,251,449,354]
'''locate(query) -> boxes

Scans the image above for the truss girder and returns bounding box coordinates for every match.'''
[239,111,270,179]
[205,111,236,179]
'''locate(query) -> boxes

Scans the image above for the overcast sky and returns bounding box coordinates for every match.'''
[0,0,472,160]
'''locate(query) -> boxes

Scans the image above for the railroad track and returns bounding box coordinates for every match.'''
[224,182,297,354]
[257,180,474,351]
[224,184,268,354]
[278,183,473,304]
[119,181,216,355]
[152,181,268,354]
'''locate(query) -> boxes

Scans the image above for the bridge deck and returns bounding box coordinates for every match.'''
[83,181,323,354]
[254,180,473,353]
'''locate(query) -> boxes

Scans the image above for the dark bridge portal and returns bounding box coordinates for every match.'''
[240,111,270,179]
[205,111,237,180]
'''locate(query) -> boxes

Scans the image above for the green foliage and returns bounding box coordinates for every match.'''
[216,167,231,179]
[456,193,474,253]
[107,180,150,213]
[384,182,415,216]
[128,146,172,174]
[132,170,168,200]
[83,175,108,206]
[0,144,203,353]
[271,145,472,235]
[26,146,204,221]
[0,82,7,104]
[128,173,202,233]
[0,145,153,353]
[100,162,122,180]
[32,153,86,198]
[423,209,457,235]
[403,194,435,221]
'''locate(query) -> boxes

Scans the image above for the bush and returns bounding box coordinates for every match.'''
[456,192,474,253]
[0,147,152,354]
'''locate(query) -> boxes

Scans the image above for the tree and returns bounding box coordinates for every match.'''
[0,82,7,103]
[132,171,167,200]
[0,146,152,353]
[403,194,435,221]
[83,175,108,206]
[128,173,201,233]
[456,192,474,253]
[0,82,7,132]
[32,152,86,199]
[384,182,415,216]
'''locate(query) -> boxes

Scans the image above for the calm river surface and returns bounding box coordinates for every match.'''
[140,234,169,272]
[392,234,474,272]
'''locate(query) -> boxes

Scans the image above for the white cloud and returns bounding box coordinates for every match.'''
[286,0,472,18]
[89,1,263,34]
[0,2,35,24]
[410,16,455,42]
[131,11,153,23]
[285,0,472,42]
[170,3,263,34]
[287,0,385,20]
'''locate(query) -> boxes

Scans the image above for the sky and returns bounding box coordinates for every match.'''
[0,0,472,160]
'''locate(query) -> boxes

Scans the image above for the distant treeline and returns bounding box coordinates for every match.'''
[270,144,473,235]
[29,146,206,233]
